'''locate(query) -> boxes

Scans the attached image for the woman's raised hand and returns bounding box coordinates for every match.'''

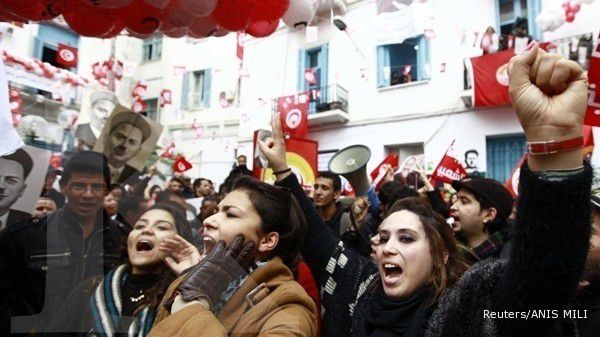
[160,234,203,276]
[508,42,588,171]
[258,113,290,179]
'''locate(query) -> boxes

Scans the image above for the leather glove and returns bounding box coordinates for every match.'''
[176,235,256,306]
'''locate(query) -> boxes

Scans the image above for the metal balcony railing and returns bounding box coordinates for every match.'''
[273,84,349,115]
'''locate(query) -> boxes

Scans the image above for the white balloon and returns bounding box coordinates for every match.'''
[536,8,565,32]
[283,0,315,29]
[581,0,594,3]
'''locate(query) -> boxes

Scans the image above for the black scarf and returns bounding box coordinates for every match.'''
[366,285,433,337]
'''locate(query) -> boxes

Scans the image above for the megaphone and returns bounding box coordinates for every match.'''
[328,145,372,196]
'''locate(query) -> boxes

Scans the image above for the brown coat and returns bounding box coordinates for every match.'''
[148,257,318,337]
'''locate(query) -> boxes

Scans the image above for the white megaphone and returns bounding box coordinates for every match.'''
[328,145,372,196]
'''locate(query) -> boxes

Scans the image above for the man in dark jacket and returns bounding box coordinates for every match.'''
[0,151,124,335]
[450,177,513,264]
[313,171,352,237]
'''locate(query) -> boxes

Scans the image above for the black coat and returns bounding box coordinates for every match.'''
[277,162,591,337]
[0,206,124,335]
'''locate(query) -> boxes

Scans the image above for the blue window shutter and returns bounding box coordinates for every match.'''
[527,0,541,40]
[203,69,212,108]
[181,73,190,109]
[320,43,329,88]
[298,49,306,91]
[417,35,431,80]
[377,45,390,87]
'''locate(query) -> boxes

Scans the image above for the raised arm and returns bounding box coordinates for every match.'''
[491,42,591,336]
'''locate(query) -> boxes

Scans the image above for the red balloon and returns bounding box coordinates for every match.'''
[63,1,118,37]
[126,27,153,39]
[211,0,253,31]
[144,0,170,8]
[79,0,132,8]
[101,20,125,38]
[1,0,65,21]
[162,26,188,38]
[118,0,162,35]
[0,6,28,22]
[565,11,576,22]
[163,0,195,28]
[213,26,230,37]
[180,0,218,17]
[249,0,289,23]
[245,19,278,37]
[189,16,218,38]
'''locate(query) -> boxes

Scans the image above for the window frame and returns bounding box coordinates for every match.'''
[181,68,212,110]
[376,34,431,89]
[142,35,163,63]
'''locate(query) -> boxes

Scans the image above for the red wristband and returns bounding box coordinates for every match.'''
[526,136,584,155]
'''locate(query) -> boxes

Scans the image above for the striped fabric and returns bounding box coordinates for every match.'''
[88,265,155,337]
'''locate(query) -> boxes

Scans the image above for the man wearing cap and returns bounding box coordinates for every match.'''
[0,151,123,335]
[0,148,33,231]
[450,177,514,264]
[75,90,119,149]
[103,107,152,186]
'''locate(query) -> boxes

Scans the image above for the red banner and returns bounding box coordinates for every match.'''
[174,156,192,172]
[277,92,309,139]
[56,44,78,68]
[252,133,318,188]
[471,49,514,107]
[430,141,468,184]
[132,82,147,99]
[504,154,527,198]
[369,154,399,181]
[583,37,600,126]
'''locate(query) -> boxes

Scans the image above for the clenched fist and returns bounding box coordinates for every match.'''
[508,42,589,171]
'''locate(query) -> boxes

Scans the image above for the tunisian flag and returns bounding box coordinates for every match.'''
[504,154,527,198]
[583,38,600,126]
[277,92,309,139]
[174,156,192,172]
[56,44,78,68]
[369,154,399,181]
[471,49,514,107]
[430,140,468,184]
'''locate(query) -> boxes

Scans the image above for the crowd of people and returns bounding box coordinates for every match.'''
[0,44,598,337]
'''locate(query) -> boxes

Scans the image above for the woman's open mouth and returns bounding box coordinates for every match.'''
[382,263,403,284]
[135,240,155,253]
[203,236,216,254]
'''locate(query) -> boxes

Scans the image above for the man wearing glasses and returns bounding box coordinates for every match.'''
[0,151,124,335]
[0,148,33,231]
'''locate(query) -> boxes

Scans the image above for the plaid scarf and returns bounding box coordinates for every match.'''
[88,265,155,337]
[472,231,506,261]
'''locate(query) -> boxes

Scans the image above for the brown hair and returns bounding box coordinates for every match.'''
[232,175,307,270]
[385,197,468,303]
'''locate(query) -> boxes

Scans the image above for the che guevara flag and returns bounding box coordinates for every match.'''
[430,140,468,184]
[471,49,514,107]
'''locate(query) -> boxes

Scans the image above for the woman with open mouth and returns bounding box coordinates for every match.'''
[145,175,318,337]
[46,201,194,337]
[260,44,592,337]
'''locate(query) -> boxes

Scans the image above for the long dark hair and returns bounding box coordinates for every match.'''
[129,201,194,312]
[385,197,468,303]
[231,176,307,270]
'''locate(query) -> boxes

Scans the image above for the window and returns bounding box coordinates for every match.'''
[377,35,431,88]
[496,0,540,39]
[486,134,526,182]
[34,24,79,70]
[142,36,162,62]
[141,98,158,121]
[298,44,329,113]
[181,69,212,109]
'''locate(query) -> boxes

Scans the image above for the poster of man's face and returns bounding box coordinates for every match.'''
[0,146,50,229]
[74,89,120,149]
[93,105,163,184]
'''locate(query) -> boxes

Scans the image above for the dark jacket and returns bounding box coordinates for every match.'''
[114,164,141,187]
[0,206,124,335]
[2,209,31,230]
[277,163,591,337]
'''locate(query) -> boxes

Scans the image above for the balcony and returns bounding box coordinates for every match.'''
[273,84,350,127]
